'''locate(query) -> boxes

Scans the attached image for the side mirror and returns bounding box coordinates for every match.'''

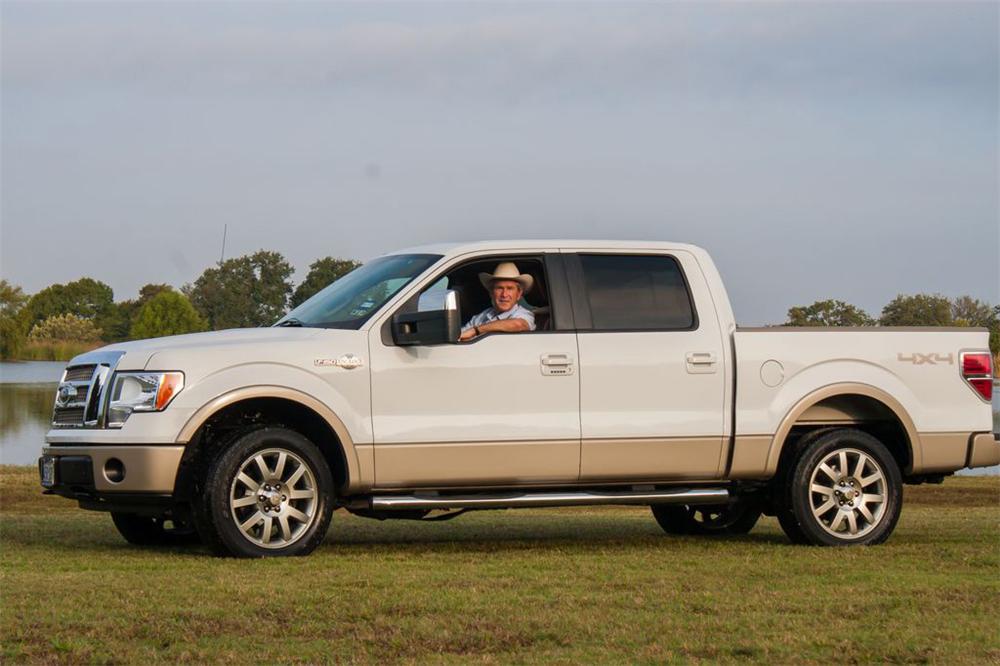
[393,289,461,346]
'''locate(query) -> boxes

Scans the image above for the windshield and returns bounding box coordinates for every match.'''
[276,254,441,329]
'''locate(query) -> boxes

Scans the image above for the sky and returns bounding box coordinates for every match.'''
[1,1,997,325]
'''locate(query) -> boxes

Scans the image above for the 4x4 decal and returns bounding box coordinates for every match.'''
[897,353,954,365]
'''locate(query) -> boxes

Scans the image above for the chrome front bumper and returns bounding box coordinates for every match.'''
[40,445,185,493]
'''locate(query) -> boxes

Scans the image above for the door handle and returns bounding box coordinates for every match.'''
[685,352,717,365]
[541,353,573,366]
[540,353,574,376]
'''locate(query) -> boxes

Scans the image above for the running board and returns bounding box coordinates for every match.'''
[370,487,729,511]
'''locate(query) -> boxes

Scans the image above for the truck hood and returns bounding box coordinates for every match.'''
[76,327,358,372]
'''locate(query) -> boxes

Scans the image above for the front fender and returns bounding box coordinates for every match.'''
[171,363,373,492]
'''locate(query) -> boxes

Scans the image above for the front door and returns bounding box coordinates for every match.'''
[367,255,580,488]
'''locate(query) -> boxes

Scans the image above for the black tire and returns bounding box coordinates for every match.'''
[774,428,836,545]
[651,500,762,536]
[111,513,201,546]
[194,427,334,558]
[786,428,902,546]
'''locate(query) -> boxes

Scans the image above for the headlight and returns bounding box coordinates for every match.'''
[107,372,184,428]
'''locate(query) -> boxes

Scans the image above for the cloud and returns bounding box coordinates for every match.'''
[3,2,995,108]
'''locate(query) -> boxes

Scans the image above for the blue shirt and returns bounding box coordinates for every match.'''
[462,304,536,332]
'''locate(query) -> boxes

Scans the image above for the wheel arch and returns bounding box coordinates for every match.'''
[766,383,921,477]
[173,386,370,497]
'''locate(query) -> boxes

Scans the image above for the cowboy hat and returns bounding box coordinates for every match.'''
[479,262,534,293]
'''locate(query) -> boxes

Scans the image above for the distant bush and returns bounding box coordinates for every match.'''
[28,314,102,343]
[130,290,207,339]
[20,341,102,362]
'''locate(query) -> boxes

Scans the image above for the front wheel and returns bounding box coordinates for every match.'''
[785,429,902,546]
[196,427,334,558]
[652,500,761,536]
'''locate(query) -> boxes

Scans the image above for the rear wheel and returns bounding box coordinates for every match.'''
[111,513,200,546]
[652,500,761,536]
[785,429,902,546]
[195,427,334,558]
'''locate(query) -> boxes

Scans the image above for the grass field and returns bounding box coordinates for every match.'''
[1,466,997,664]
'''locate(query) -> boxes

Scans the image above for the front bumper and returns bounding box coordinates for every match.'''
[966,432,1000,469]
[40,445,185,494]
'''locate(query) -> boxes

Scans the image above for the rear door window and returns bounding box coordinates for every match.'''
[577,254,696,330]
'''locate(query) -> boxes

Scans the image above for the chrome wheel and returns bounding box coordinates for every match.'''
[808,447,887,540]
[229,448,318,549]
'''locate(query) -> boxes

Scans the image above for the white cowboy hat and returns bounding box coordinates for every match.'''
[479,262,534,293]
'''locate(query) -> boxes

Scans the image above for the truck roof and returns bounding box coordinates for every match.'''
[387,239,708,257]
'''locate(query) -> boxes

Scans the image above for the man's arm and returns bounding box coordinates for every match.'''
[459,317,530,341]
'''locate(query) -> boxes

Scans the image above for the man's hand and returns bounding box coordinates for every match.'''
[459,327,477,341]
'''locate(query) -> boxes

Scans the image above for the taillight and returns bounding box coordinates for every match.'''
[960,351,993,402]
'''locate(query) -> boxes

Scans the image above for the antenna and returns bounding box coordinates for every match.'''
[220,224,228,264]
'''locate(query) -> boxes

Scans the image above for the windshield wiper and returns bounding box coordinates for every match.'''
[276,318,305,327]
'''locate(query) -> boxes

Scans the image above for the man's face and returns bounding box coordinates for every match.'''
[491,280,523,313]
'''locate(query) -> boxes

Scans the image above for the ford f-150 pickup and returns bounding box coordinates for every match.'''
[39,241,999,556]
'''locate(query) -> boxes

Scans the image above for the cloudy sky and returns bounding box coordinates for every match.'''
[2,1,997,325]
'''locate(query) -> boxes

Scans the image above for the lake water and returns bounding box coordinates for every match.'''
[1,361,998,472]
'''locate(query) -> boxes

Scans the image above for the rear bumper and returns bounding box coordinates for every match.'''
[40,445,185,494]
[967,432,1000,469]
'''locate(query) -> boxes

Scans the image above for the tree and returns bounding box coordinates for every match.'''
[28,313,102,342]
[184,250,294,329]
[951,296,995,327]
[949,295,999,357]
[22,278,115,333]
[879,294,953,326]
[104,283,176,342]
[786,299,875,327]
[0,280,30,358]
[290,257,361,308]
[130,290,208,339]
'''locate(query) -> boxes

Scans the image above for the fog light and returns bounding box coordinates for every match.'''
[104,458,125,483]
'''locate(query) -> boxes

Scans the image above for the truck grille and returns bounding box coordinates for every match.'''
[63,365,97,382]
[50,353,123,428]
[53,407,87,426]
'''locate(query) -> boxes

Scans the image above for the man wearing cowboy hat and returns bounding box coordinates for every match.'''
[459,262,536,341]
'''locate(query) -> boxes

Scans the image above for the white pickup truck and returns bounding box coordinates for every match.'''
[39,241,998,557]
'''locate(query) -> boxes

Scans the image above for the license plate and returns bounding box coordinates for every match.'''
[40,456,56,488]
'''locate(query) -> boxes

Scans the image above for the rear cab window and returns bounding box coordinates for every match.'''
[570,254,698,331]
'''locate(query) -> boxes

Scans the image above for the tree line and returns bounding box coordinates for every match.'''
[0,251,997,361]
[0,251,358,360]
[785,296,999,355]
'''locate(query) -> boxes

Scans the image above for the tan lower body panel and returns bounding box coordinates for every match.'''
[918,433,971,473]
[374,440,580,488]
[731,430,986,478]
[43,445,184,493]
[967,433,1000,468]
[580,437,725,481]
[727,435,773,479]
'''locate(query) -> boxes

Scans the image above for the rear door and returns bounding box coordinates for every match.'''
[568,251,728,480]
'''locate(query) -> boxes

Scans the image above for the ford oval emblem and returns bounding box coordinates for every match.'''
[56,384,76,406]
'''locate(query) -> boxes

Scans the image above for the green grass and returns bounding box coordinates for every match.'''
[2,466,998,664]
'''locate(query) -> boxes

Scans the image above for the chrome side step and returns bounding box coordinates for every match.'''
[370,487,729,511]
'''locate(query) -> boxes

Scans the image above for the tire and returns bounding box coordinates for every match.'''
[774,428,836,545]
[111,513,201,546]
[786,428,902,546]
[194,427,334,558]
[651,500,761,536]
